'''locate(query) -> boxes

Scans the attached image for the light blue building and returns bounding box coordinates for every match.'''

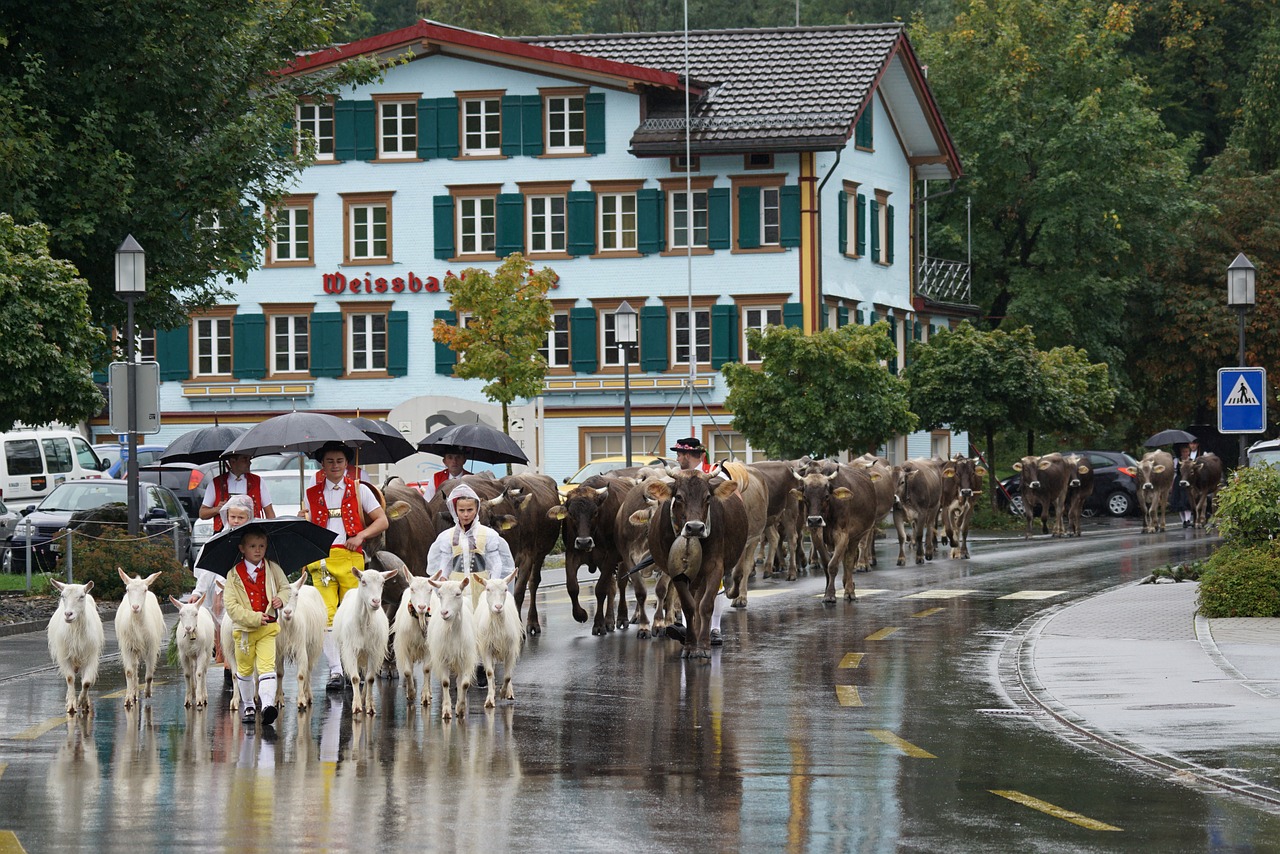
[94,21,974,478]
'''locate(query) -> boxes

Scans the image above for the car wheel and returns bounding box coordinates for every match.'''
[1009,495,1024,517]
[1106,491,1132,517]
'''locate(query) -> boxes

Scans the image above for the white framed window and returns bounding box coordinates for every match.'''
[458,196,496,255]
[844,188,861,257]
[348,313,387,373]
[586,431,663,460]
[673,308,710,365]
[670,190,709,249]
[599,193,637,251]
[539,312,570,368]
[378,101,417,158]
[137,328,155,362]
[741,306,782,363]
[271,206,310,262]
[760,187,781,246]
[462,98,501,155]
[528,195,566,253]
[709,430,767,463]
[296,102,335,161]
[875,191,891,264]
[545,94,585,152]
[194,317,232,377]
[930,431,951,459]
[600,311,631,368]
[271,315,309,374]
[349,203,388,260]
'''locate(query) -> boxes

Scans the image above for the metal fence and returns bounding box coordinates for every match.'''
[917,256,972,304]
[8,519,187,593]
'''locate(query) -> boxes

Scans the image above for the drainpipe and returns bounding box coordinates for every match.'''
[813,148,842,329]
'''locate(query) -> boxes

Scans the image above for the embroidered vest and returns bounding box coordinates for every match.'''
[235,561,268,613]
[450,526,488,574]
[307,477,365,549]
[212,473,265,533]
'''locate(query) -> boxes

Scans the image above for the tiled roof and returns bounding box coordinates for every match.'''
[524,25,905,153]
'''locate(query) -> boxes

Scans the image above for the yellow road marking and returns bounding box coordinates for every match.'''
[864,627,901,641]
[742,588,791,599]
[814,589,889,599]
[838,653,864,669]
[835,685,863,707]
[904,589,975,599]
[998,590,1068,600]
[99,689,126,700]
[0,830,28,854]
[12,717,68,741]
[0,763,7,779]
[911,607,944,618]
[867,730,937,758]
[989,790,1122,832]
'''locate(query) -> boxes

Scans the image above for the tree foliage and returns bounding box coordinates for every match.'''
[432,254,558,432]
[0,214,104,432]
[722,322,916,459]
[1031,345,1118,446]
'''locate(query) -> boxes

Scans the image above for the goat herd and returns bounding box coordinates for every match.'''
[43,449,1220,722]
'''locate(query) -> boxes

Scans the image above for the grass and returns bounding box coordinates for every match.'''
[0,571,54,594]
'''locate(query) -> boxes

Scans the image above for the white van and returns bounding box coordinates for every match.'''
[1,429,108,505]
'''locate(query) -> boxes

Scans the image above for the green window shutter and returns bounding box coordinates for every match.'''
[855,108,872,148]
[521,95,543,156]
[913,320,922,341]
[837,190,847,254]
[585,92,606,154]
[887,315,898,375]
[738,186,761,249]
[232,314,266,380]
[354,101,376,161]
[388,310,409,377]
[436,97,459,158]
[837,306,849,328]
[496,193,524,258]
[310,313,343,378]
[708,187,731,250]
[570,307,597,373]
[869,310,878,325]
[640,305,668,371]
[334,100,356,161]
[856,193,867,256]
[869,199,880,262]
[501,96,523,157]
[433,195,455,260]
[156,326,190,381]
[782,302,803,329]
[637,188,664,255]
[855,309,864,325]
[710,304,738,368]
[886,204,895,264]
[417,99,438,159]
[779,185,801,248]
[434,310,457,376]
[567,191,596,256]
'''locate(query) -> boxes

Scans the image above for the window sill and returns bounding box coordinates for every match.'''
[342,371,392,380]
[589,250,643,259]
[341,258,394,266]
[265,260,316,268]
[528,251,573,261]
[266,372,314,381]
[449,254,499,263]
[730,246,786,255]
[660,248,714,257]
[842,252,864,260]
[371,157,423,164]
[538,151,590,159]
[454,153,509,161]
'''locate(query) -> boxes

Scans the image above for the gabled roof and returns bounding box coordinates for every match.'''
[526,25,961,176]
[283,19,700,95]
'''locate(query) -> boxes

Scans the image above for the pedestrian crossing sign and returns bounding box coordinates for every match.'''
[1218,367,1267,433]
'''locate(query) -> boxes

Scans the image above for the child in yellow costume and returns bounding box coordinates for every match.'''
[223,526,289,725]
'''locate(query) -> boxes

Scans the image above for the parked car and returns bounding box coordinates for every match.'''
[0,498,18,566]
[138,463,210,519]
[3,479,193,574]
[1246,438,1280,468]
[559,455,675,497]
[999,451,1140,518]
[92,443,167,478]
[250,453,321,472]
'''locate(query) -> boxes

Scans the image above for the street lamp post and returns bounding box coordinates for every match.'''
[614,301,638,468]
[1227,252,1256,466]
[116,236,146,536]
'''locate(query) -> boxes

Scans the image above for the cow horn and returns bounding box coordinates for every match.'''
[485,494,505,508]
[594,486,609,498]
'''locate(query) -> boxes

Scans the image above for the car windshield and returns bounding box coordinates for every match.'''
[258,473,308,508]
[1250,449,1280,467]
[571,458,667,481]
[37,482,128,512]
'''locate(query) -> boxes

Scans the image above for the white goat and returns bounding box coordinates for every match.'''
[47,579,105,715]
[114,568,166,708]
[168,593,215,708]
[392,567,434,707]
[471,572,525,709]
[214,579,254,711]
[277,574,327,711]
[333,564,398,715]
[427,576,477,721]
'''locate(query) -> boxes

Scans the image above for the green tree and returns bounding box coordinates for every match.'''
[911,0,1199,381]
[722,322,916,459]
[432,254,559,433]
[1028,345,1118,453]
[0,214,105,432]
[904,323,1041,506]
[1228,13,1280,173]
[0,0,382,335]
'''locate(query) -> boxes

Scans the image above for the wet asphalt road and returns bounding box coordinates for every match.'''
[2,516,1277,852]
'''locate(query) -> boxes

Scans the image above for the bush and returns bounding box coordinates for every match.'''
[1212,464,1280,545]
[69,527,188,602]
[1197,543,1280,617]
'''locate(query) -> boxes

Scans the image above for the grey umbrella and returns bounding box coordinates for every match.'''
[159,425,247,464]
[223,412,374,457]
[1144,429,1198,447]
[348,417,417,465]
[417,422,528,465]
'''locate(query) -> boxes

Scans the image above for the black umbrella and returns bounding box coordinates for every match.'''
[417,422,528,465]
[195,516,337,576]
[1144,429,1198,447]
[160,425,247,464]
[223,412,373,457]
[348,417,417,465]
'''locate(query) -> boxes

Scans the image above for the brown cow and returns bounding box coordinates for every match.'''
[745,460,809,581]
[791,464,879,602]
[1134,451,1174,533]
[1178,452,1223,529]
[718,462,768,608]
[1061,453,1094,538]
[853,454,895,568]
[1012,453,1071,538]
[892,458,944,564]
[939,456,986,558]
[642,471,747,659]
[547,476,638,636]
[485,474,562,635]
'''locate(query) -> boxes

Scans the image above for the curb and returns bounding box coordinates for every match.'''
[0,619,47,638]
[1194,614,1280,700]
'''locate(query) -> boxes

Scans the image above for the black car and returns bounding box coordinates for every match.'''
[999,451,1140,518]
[138,463,210,519]
[3,479,194,573]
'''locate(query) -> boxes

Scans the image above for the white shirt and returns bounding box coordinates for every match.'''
[201,472,274,509]
[308,479,381,546]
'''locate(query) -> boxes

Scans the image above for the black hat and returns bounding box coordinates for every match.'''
[670,437,706,454]
[311,441,352,463]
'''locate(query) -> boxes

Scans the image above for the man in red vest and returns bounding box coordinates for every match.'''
[421,447,472,501]
[304,442,389,692]
[200,453,276,532]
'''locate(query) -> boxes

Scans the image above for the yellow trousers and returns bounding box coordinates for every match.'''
[309,547,365,626]
[233,622,280,677]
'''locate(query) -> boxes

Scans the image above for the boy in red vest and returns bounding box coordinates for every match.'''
[223,526,289,725]
[421,447,472,501]
[201,453,276,532]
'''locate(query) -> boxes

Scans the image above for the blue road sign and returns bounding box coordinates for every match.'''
[1218,367,1267,434]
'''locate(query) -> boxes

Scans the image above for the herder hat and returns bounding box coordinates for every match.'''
[670,437,706,454]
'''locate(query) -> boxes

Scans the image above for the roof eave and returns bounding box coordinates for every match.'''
[629,136,848,157]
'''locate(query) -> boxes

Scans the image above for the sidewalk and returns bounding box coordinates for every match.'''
[1016,581,1280,806]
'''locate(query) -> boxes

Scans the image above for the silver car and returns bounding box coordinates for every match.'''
[0,498,18,563]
